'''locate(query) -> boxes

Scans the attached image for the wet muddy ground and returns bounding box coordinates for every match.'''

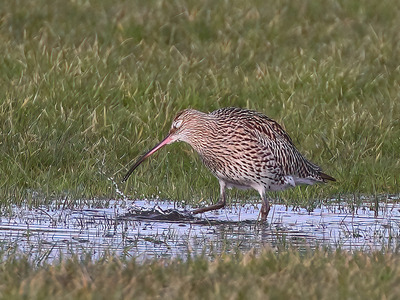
[1,195,399,262]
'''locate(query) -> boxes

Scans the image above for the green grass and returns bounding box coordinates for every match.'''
[0,247,399,299]
[1,0,400,208]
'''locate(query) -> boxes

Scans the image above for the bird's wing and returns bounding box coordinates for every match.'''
[245,117,323,179]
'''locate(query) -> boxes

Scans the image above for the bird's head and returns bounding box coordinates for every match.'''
[166,109,199,143]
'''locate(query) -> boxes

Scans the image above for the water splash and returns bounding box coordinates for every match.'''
[108,176,129,201]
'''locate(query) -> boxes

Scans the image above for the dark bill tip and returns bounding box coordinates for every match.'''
[122,154,147,182]
[122,134,172,183]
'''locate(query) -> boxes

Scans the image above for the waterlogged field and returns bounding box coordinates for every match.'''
[1,0,400,298]
[1,194,400,299]
[2,195,400,263]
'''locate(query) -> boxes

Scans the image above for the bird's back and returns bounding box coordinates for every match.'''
[195,107,334,191]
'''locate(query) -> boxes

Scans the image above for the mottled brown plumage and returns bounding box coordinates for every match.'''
[123,107,335,221]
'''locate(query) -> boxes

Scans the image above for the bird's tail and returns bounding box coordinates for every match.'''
[319,171,336,182]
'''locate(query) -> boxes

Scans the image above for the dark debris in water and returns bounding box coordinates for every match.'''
[120,205,259,226]
[122,206,195,222]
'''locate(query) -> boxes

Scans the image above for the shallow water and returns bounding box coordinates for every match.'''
[1,196,399,262]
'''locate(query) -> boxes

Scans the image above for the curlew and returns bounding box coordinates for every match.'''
[122,107,335,221]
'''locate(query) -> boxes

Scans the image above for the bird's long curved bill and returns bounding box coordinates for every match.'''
[122,134,172,182]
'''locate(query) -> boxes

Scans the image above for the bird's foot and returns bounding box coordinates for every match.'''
[191,200,226,215]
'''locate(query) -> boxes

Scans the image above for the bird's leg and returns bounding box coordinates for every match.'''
[260,193,270,222]
[192,180,226,215]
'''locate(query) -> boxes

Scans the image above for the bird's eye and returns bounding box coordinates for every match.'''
[173,119,183,129]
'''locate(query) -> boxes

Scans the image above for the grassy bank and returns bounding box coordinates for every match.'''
[1,0,400,207]
[0,247,398,299]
